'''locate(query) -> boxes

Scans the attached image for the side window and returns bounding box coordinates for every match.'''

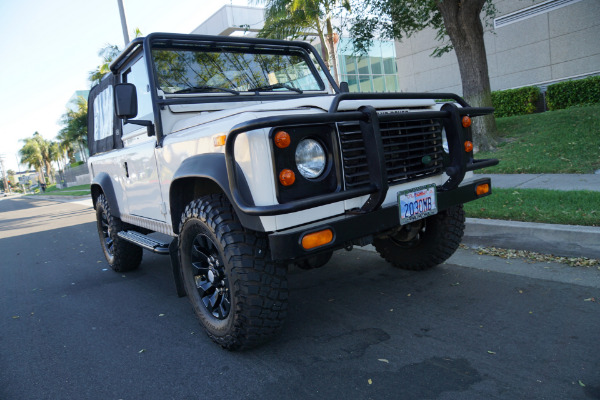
[122,56,153,135]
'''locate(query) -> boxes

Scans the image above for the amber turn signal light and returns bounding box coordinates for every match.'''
[274,131,291,148]
[462,116,472,128]
[279,169,295,186]
[476,183,490,196]
[464,141,474,153]
[301,229,334,250]
[213,135,226,147]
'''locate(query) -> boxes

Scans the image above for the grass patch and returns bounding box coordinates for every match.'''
[32,184,90,196]
[464,188,599,226]
[38,190,90,196]
[475,104,600,174]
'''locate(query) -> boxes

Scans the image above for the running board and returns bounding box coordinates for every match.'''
[117,231,170,254]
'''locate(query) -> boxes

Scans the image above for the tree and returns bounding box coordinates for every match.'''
[58,97,88,164]
[256,0,350,85]
[89,29,142,86]
[19,133,46,184]
[348,0,498,151]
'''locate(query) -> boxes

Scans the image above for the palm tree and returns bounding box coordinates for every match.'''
[89,29,142,85]
[256,0,350,85]
[59,97,88,163]
[89,44,121,85]
[19,134,45,185]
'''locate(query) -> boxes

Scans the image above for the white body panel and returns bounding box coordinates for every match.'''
[90,95,447,235]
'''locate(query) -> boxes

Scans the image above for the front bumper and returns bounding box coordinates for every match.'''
[268,177,492,261]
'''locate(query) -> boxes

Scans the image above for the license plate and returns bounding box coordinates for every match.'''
[398,184,438,225]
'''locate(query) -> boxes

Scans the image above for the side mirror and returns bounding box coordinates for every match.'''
[114,83,138,119]
[339,81,350,93]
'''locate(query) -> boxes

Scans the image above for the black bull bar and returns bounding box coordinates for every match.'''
[224,93,499,217]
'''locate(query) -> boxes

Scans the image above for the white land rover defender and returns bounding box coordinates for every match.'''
[88,33,498,350]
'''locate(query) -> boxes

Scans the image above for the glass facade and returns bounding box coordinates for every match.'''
[338,38,399,93]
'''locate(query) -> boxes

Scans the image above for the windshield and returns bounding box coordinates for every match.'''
[152,45,326,95]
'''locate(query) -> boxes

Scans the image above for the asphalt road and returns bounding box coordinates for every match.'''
[1,196,599,400]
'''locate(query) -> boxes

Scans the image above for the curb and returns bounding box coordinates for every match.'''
[464,218,600,260]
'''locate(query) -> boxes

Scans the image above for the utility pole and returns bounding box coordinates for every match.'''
[117,0,130,47]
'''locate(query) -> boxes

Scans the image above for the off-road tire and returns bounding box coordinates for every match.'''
[373,205,465,270]
[95,194,143,272]
[178,194,288,350]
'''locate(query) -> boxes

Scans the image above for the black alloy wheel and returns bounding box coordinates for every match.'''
[190,233,231,320]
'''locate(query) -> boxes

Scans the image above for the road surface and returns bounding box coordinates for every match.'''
[1,196,599,399]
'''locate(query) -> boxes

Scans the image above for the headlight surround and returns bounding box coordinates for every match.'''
[295,138,326,179]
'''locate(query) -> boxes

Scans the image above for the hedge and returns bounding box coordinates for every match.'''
[546,75,600,110]
[491,86,540,117]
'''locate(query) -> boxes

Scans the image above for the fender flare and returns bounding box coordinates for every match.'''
[90,172,121,218]
[169,153,263,232]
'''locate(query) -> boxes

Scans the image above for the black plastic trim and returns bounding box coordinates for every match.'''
[90,172,121,218]
[268,179,492,261]
[169,153,264,232]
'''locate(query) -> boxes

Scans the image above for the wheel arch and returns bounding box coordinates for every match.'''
[169,153,263,233]
[90,172,121,218]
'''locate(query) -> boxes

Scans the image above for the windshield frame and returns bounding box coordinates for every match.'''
[109,32,340,141]
[151,43,327,96]
[143,33,337,108]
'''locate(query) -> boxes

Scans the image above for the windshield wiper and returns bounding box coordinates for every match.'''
[174,85,240,95]
[248,83,303,94]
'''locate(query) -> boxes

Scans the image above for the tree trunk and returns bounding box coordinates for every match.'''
[437,0,498,151]
[325,18,340,85]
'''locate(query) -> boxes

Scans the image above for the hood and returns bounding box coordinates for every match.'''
[169,95,437,134]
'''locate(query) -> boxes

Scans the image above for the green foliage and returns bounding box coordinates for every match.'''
[476,104,600,173]
[491,86,540,117]
[58,97,88,164]
[19,132,55,184]
[464,188,599,226]
[546,76,600,110]
[347,0,496,57]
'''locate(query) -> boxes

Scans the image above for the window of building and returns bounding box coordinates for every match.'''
[337,38,399,93]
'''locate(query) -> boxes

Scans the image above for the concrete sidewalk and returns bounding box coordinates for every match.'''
[478,173,600,192]
[466,173,600,259]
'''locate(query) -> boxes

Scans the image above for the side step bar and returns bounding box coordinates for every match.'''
[117,231,170,254]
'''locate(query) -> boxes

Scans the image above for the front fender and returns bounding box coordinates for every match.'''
[169,153,263,232]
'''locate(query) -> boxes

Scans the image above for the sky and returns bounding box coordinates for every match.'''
[0,0,249,172]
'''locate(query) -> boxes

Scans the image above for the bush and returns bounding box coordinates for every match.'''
[546,75,600,110]
[491,86,540,117]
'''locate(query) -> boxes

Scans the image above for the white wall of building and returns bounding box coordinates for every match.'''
[394,0,600,94]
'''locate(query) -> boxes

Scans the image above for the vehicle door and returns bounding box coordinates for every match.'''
[118,53,167,222]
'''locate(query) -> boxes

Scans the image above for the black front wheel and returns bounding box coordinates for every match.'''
[95,194,142,272]
[179,194,288,350]
[373,205,465,270]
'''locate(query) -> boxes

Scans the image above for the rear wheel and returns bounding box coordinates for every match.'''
[179,194,288,350]
[373,205,465,270]
[95,194,142,272]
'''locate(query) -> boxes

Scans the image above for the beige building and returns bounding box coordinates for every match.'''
[395,0,600,93]
[192,1,599,94]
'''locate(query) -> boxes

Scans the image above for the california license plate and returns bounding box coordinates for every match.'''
[398,184,438,225]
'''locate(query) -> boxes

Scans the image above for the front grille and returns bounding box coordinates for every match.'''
[338,117,444,188]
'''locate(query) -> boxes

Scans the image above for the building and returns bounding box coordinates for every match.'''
[395,0,600,94]
[66,90,90,112]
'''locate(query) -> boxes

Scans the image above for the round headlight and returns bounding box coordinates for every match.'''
[295,138,326,179]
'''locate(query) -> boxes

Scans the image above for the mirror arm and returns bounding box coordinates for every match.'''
[124,119,155,137]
